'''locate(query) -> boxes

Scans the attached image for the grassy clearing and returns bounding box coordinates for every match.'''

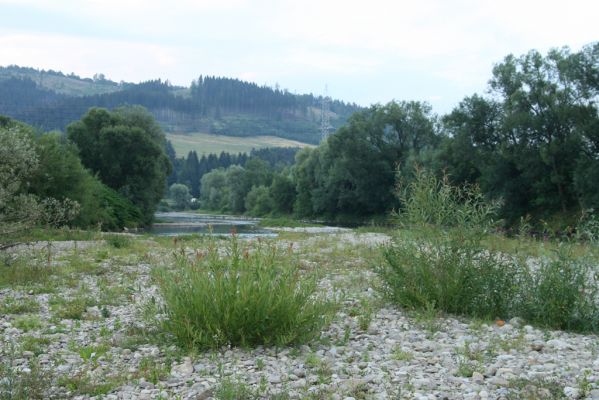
[167,132,312,157]
[377,169,599,333]
[153,235,335,350]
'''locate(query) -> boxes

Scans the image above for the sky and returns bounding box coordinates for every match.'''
[0,0,598,114]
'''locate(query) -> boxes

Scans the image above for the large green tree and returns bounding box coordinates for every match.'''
[67,106,171,225]
[440,43,599,225]
[294,101,437,218]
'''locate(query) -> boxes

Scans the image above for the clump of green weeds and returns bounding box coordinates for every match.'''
[0,296,40,315]
[455,341,485,378]
[0,255,54,290]
[0,344,51,399]
[20,336,51,356]
[154,235,334,350]
[392,345,413,362]
[12,315,43,332]
[378,168,599,333]
[104,234,131,249]
[57,371,121,397]
[137,356,170,384]
[214,378,256,400]
[50,294,97,320]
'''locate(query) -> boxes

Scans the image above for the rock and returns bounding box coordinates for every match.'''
[171,357,194,377]
[547,339,573,350]
[488,376,509,387]
[471,372,484,384]
[589,389,599,400]
[367,325,379,335]
[139,380,155,389]
[508,317,524,327]
[196,389,214,400]
[563,386,581,399]
[194,363,207,373]
[530,341,544,352]
[268,374,282,384]
[496,368,516,380]
[413,378,434,389]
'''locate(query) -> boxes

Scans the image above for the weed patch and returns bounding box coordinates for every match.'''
[0,296,40,315]
[154,235,334,350]
[378,169,599,333]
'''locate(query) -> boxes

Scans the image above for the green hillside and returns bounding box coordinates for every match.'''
[167,132,314,157]
[0,66,361,144]
[0,65,121,96]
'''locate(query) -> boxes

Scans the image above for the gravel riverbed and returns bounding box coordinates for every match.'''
[1,232,598,399]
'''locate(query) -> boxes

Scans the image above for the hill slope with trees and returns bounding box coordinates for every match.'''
[0,66,360,144]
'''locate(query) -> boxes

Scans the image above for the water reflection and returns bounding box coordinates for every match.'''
[151,212,277,237]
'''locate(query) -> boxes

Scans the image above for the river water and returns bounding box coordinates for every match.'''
[150,212,277,237]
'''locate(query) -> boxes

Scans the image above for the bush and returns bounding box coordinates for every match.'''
[380,234,526,319]
[104,234,131,249]
[523,248,599,332]
[154,236,333,350]
[377,168,599,332]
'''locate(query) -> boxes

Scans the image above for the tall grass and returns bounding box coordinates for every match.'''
[377,168,599,332]
[154,235,334,350]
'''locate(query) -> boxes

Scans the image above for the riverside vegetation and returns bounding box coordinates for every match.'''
[1,41,598,399]
[1,171,598,399]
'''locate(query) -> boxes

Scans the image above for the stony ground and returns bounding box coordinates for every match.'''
[1,231,598,400]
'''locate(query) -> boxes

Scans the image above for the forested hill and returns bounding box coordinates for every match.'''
[0,66,360,143]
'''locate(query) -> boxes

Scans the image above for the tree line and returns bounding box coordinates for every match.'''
[180,44,599,230]
[3,43,597,233]
[0,73,360,143]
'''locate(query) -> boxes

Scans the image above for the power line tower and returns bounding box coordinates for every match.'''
[320,85,333,140]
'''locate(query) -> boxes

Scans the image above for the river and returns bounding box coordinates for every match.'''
[150,212,277,237]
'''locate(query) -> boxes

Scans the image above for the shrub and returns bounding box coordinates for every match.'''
[380,229,526,320]
[0,351,49,399]
[104,234,131,248]
[154,235,333,350]
[522,247,599,332]
[378,168,599,332]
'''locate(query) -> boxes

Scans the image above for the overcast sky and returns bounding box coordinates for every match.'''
[1,0,597,113]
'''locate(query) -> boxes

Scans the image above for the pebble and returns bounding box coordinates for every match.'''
[472,372,484,384]
[2,234,598,400]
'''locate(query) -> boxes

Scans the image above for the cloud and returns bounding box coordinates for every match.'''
[0,0,598,113]
[0,32,184,82]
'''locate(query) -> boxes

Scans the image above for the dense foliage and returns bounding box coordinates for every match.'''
[67,107,171,225]
[181,44,599,229]
[0,116,142,241]
[3,43,598,230]
[378,169,599,332]
[435,43,599,227]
